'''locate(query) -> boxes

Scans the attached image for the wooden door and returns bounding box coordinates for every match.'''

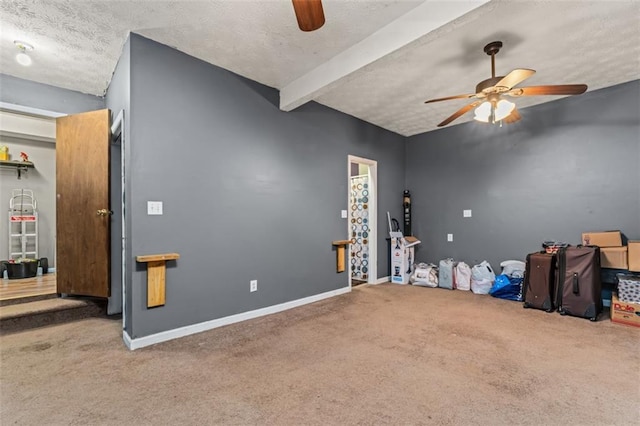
[56,109,111,297]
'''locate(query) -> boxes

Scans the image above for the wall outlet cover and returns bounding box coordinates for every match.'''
[250,280,257,292]
[341,210,348,219]
[463,209,472,218]
[447,233,454,242]
[147,201,163,215]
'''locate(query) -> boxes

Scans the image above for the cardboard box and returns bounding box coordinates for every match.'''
[610,293,640,328]
[600,246,628,269]
[581,231,622,247]
[617,274,640,304]
[390,232,420,285]
[629,241,640,272]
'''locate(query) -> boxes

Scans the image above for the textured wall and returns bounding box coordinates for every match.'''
[126,34,405,338]
[405,80,640,271]
[0,74,104,114]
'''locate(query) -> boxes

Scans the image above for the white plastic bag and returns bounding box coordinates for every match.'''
[455,262,472,291]
[439,258,456,290]
[471,261,496,283]
[500,260,526,278]
[471,261,495,295]
[411,263,438,288]
[471,278,493,294]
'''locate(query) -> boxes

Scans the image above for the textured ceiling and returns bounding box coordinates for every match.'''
[1,0,639,137]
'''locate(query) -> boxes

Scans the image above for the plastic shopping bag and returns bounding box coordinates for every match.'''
[489,274,523,301]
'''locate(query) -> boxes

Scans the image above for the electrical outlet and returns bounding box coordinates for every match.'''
[147,201,163,215]
[447,233,454,242]
[463,209,472,218]
[250,280,257,292]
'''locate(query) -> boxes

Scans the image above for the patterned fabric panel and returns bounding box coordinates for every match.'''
[350,175,369,280]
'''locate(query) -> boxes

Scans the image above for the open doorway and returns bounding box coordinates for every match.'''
[347,155,377,287]
[0,110,58,302]
[0,107,124,317]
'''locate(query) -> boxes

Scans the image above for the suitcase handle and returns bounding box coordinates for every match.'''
[572,272,579,295]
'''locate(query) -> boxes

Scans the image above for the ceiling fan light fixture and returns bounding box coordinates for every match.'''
[474,99,515,123]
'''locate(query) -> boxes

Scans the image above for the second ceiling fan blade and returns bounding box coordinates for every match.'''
[508,84,588,96]
[495,69,536,90]
[425,93,478,104]
[292,0,325,32]
[437,100,482,127]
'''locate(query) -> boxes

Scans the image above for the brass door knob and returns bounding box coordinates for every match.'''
[97,209,113,216]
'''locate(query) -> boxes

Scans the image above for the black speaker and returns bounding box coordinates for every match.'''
[403,190,411,236]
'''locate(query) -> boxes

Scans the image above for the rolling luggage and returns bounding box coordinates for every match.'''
[556,246,602,321]
[523,252,557,312]
[438,258,455,290]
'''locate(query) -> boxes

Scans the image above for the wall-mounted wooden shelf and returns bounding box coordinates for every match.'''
[0,160,34,179]
[332,240,351,273]
[136,253,180,308]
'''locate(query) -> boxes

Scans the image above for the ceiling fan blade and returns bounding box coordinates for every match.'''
[508,84,588,97]
[425,93,478,104]
[292,0,325,32]
[495,69,536,90]
[502,107,521,124]
[437,100,482,127]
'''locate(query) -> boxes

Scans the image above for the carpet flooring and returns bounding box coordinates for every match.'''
[1,284,639,425]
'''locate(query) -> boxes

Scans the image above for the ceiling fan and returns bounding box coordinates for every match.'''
[425,41,588,127]
[292,0,325,32]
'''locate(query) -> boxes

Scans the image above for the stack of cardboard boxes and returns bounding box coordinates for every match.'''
[581,231,640,271]
[582,231,640,327]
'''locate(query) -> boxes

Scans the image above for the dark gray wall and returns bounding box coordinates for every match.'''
[126,34,405,338]
[0,74,105,114]
[105,38,131,320]
[405,80,640,271]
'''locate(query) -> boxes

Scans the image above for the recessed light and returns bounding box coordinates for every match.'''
[14,40,34,66]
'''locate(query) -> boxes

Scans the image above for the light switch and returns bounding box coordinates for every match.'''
[447,233,454,242]
[463,209,472,218]
[147,201,163,215]
[341,210,348,219]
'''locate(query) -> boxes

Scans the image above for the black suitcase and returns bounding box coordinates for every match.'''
[523,252,557,312]
[556,246,602,321]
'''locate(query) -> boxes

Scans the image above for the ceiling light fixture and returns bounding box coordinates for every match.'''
[14,41,34,66]
[473,98,515,124]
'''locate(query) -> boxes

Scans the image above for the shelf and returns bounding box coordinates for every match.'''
[0,160,35,179]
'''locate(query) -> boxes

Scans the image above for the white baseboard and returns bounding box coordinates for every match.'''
[123,286,351,350]
[373,276,390,285]
[123,329,133,348]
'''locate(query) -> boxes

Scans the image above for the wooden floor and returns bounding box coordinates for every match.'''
[0,274,56,301]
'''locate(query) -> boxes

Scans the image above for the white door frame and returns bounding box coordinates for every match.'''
[347,155,377,287]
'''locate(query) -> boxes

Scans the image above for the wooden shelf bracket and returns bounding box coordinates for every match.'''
[331,240,351,273]
[135,253,180,308]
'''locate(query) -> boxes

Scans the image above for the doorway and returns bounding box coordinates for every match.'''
[0,106,123,314]
[347,155,377,287]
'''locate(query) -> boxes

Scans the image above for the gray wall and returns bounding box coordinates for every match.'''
[0,74,105,114]
[405,80,640,271]
[125,34,405,338]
